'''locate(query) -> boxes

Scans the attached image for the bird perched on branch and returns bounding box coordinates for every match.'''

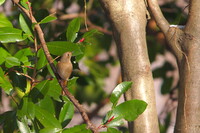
[57,52,73,88]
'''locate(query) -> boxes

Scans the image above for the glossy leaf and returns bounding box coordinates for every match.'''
[39,127,61,133]
[19,13,33,41]
[110,99,147,121]
[0,69,13,95]
[39,14,57,24]
[59,100,74,127]
[34,105,62,129]
[82,29,102,39]
[5,57,20,68]
[110,81,132,108]
[0,47,11,65]
[0,13,13,27]
[0,27,28,43]
[62,124,92,133]
[105,116,124,128]
[66,18,80,42]
[20,0,29,9]
[47,41,83,56]
[103,128,122,133]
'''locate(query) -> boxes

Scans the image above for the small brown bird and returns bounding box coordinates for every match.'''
[57,52,73,88]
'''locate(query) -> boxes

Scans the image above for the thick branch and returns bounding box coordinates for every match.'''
[147,0,170,34]
[12,1,98,132]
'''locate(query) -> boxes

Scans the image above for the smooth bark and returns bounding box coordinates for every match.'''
[99,0,159,132]
[148,0,200,132]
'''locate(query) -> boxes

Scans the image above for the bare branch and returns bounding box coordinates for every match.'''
[147,0,170,34]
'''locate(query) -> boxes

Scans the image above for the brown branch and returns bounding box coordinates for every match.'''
[59,13,112,35]
[12,1,98,132]
[147,0,170,34]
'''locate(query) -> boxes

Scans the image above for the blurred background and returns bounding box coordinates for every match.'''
[0,0,189,132]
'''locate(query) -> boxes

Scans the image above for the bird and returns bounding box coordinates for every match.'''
[57,52,73,88]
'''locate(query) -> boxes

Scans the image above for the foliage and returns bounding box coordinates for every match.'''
[0,1,147,132]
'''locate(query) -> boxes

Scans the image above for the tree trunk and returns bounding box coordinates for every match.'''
[147,0,200,132]
[99,0,159,132]
[174,0,200,132]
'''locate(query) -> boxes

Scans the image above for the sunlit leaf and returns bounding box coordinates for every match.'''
[110,81,132,108]
[110,99,147,121]
[19,13,33,41]
[0,74,13,95]
[0,27,28,43]
[0,47,11,65]
[0,13,13,27]
[66,18,80,42]
[39,14,57,24]
[5,57,20,68]
[62,124,91,133]
[20,0,29,9]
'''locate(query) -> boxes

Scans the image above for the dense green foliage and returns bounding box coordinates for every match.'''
[0,1,150,132]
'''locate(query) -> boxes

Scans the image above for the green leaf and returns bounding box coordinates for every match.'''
[14,48,33,66]
[66,18,80,42]
[0,13,13,27]
[62,124,92,133]
[111,99,147,121]
[36,49,47,70]
[29,80,49,102]
[5,57,20,68]
[110,82,132,108]
[34,105,62,129]
[0,47,11,65]
[19,13,33,41]
[20,0,29,9]
[105,116,124,128]
[59,100,74,127]
[82,29,102,39]
[67,77,79,89]
[104,128,122,133]
[0,27,28,43]
[47,79,62,101]
[0,73,13,95]
[0,0,5,6]
[39,127,61,133]
[47,41,83,56]
[38,96,55,115]
[39,14,57,24]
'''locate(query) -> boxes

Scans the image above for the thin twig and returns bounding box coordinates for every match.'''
[84,0,88,31]
[12,1,98,132]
